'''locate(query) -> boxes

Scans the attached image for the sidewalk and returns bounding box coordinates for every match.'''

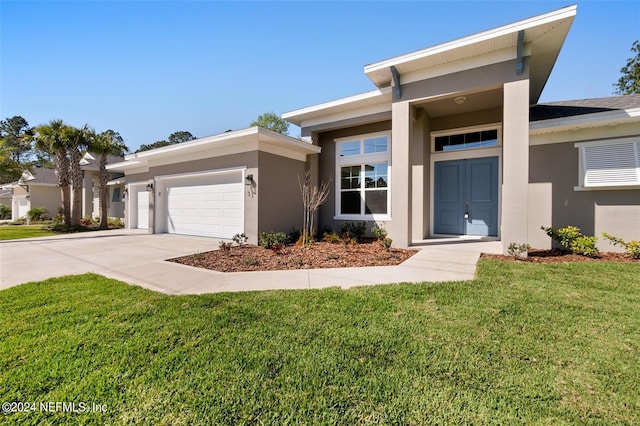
[0,230,502,294]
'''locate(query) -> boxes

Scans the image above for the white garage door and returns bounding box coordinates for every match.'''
[137,191,149,229]
[165,172,244,239]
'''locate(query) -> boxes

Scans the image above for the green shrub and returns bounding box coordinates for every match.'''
[603,233,640,259]
[380,237,393,251]
[108,217,124,229]
[570,236,599,257]
[27,207,48,221]
[371,224,388,240]
[507,242,530,259]
[541,225,581,249]
[259,231,289,249]
[0,204,11,220]
[341,222,366,240]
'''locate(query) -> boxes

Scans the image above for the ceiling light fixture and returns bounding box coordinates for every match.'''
[454,96,466,105]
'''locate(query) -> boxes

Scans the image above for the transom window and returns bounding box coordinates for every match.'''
[336,133,391,218]
[434,129,498,152]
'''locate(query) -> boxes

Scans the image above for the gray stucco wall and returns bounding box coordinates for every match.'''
[256,151,306,236]
[529,142,640,251]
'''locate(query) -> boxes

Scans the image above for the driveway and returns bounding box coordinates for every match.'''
[1,230,502,294]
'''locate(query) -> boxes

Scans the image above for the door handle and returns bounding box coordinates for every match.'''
[464,201,469,219]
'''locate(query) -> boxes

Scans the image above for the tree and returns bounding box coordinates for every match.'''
[0,116,33,163]
[298,171,331,246]
[88,129,129,229]
[250,112,289,135]
[35,120,71,225]
[614,40,640,95]
[136,131,196,153]
[168,131,196,144]
[0,138,24,184]
[64,125,91,227]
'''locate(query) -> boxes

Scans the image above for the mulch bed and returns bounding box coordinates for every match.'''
[168,240,418,272]
[481,249,640,264]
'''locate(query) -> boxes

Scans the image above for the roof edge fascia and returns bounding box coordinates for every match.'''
[529,107,640,134]
[364,4,577,80]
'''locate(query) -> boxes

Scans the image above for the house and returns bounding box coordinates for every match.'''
[0,168,61,221]
[109,5,640,253]
[0,153,126,221]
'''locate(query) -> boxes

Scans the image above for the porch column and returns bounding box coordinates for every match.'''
[390,101,412,247]
[82,172,93,218]
[501,79,529,253]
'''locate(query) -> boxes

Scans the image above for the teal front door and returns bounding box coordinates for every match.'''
[434,157,498,236]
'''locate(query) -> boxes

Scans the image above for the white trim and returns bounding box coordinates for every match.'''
[154,166,247,182]
[431,123,502,153]
[299,103,392,130]
[364,5,576,76]
[529,108,640,136]
[334,131,392,221]
[429,148,502,239]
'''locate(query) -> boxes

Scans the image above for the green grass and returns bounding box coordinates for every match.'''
[0,224,56,240]
[1,260,639,424]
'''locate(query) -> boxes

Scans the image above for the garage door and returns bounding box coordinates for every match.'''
[165,172,244,239]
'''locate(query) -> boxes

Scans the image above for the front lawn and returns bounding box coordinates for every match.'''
[0,224,56,240]
[1,261,638,424]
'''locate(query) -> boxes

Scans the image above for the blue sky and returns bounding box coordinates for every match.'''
[1,1,638,151]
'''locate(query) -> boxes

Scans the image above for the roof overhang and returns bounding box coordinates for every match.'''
[530,107,640,134]
[283,87,392,129]
[365,5,576,104]
[107,126,321,174]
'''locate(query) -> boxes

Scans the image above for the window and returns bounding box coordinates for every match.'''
[434,129,498,152]
[576,138,640,188]
[336,133,390,218]
[112,187,121,202]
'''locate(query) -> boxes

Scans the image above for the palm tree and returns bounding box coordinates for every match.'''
[64,125,90,227]
[34,120,71,225]
[88,129,128,229]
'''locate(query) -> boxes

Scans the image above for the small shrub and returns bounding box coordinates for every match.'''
[541,225,581,249]
[507,242,530,259]
[603,233,640,259]
[341,222,366,240]
[259,231,289,249]
[291,257,304,266]
[218,241,232,251]
[0,204,11,220]
[371,224,388,240]
[570,236,599,257]
[244,257,261,266]
[380,237,393,251]
[232,233,248,246]
[322,232,342,244]
[108,217,124,228]
[27,207,48,222]
[80,216,93,226]
[326,253,339,260]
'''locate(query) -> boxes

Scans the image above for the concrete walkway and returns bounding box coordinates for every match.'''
[0,230,502,294]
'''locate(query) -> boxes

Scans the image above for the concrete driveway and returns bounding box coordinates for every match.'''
[1,230,502,294]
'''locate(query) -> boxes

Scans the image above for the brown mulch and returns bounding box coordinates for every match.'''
[168,240,418,272]
[481,249,640,263]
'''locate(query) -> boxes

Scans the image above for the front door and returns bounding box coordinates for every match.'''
[434,157,498,236]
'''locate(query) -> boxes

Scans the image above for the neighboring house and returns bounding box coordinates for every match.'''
[0,153,126,221]
[79,153,126,219]
[109,5,640,253]
[0,168,60,221]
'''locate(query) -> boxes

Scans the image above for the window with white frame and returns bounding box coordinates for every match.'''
[336,133,390,218]
[576,137,640,188]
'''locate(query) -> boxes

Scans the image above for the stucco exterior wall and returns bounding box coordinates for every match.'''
[316,120,392,235]
[256,152,306,236]
[529,142,640,251]
[28,185,62,219]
